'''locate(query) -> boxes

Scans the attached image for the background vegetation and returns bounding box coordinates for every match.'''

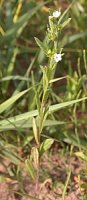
[0,0,87,199]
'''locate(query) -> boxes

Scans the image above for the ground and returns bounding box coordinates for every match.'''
[0,144,86,200]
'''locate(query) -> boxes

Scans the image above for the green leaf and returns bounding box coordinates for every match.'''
[42,66,48,91]
[0,118,65,131]
[39,138,54,157]
[23,134,33,147]
[49,76,66,83]
[0,110,38,130]
[60,18,71,29]
[0,89,29,114]
[68,30,87,44]
[32,117,39,145]
[31,147,39,170]
[1,149,21,165]
[0,97,87,131]
[49,97,87,113]
[75,152,87,162]
[58,1,73,25]
[81,184,87,189]
[0,75,30,82]
[34,37,47,54]
[25,159,36,181]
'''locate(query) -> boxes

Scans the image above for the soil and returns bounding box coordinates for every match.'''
[0,146,86,200]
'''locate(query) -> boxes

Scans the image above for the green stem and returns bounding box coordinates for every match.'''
[62,170,71,200]
[62,145,73,200]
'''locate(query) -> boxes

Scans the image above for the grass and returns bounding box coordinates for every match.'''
[0,0,87,199]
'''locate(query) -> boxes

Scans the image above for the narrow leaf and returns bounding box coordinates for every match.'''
[35,37,47,54]
[0,119,65,131]
[0,89,29,114]
[39,138,54,157]
[32,117,39,145]
[60,18,71,29]
[75,152,87,162]
[25,159,36,180]
[49,97,87,113]
[49,76,66,83]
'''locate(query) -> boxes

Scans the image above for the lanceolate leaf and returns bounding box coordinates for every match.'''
[39,138,54,157]
[49,97,87,112]
[75,152,87,162]
[58,2,73,25]
[34,37,47,54]
[0,96,87,130]
[0,119,65,131]
[68,30,87,44]
[60,18,71,29]
[0,89,29,114]
[32,117,39,145]
[25,159,36,181]
[49,76,66,83]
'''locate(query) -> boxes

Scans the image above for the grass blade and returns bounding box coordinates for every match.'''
[0,89,29,114]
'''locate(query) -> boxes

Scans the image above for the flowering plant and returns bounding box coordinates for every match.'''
[25,9,71,196]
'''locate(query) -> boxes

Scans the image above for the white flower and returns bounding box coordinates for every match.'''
[49,10,61,20]
[54,53,63,63]
[53,10,61,18]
